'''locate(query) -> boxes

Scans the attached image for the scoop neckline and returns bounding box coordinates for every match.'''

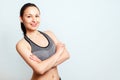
[25,31,50,48]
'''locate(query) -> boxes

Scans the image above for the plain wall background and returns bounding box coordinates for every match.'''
[0,0,120,80]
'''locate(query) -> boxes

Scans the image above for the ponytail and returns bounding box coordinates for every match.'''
[21,22,26,35]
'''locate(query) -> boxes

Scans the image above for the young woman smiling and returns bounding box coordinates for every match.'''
[16,3,70,80]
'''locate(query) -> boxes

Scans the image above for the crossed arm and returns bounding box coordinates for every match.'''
[16,31,70,75]
[30,42,70,66]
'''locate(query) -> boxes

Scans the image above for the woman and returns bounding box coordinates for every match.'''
[16,3,70,80]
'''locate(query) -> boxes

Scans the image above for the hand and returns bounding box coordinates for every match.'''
[29,54,41,63]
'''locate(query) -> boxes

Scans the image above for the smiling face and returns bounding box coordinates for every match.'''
[20,6,40,32]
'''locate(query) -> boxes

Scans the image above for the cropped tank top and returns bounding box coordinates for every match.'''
[24,31,56,61]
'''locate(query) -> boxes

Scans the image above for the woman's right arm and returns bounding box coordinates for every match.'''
[16,40,64,75]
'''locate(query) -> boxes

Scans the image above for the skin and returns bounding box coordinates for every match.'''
[16,6,70,80]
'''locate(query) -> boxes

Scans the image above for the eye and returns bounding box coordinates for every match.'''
[35,15,40,18]
[27,16,31,18]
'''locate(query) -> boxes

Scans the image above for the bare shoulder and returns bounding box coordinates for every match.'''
[16,38,24,48]
[16,38,31,54]
[44,30,60,44]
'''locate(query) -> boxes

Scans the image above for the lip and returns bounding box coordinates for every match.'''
[30,23,38,27]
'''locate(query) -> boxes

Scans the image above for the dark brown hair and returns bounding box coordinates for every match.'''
[20,3,40,35]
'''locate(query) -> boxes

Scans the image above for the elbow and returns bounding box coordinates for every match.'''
[64,52,70,61]
[65,49,70,60]
[67,53,70,60]
[66,51,70,59]
[33,67,46,75]
[38,70,45,75]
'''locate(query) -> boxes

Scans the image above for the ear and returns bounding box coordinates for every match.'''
[20,16,23,23]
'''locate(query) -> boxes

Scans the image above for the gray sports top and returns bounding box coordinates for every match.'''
[24,31,56,61]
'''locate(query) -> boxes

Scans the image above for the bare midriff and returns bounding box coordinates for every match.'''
[31,67,60,80]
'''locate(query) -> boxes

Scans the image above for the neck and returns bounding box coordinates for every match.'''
[26,30,38,37]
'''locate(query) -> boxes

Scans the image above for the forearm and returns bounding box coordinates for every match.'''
[40,43,66,72]
[54,48,70,66]
[30,43,65,74]
[31,49,63,74]
[38,52,61,74]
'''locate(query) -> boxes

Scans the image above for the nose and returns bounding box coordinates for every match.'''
[32,17,36,22]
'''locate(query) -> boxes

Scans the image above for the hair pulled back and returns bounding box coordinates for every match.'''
[20,3,40,35]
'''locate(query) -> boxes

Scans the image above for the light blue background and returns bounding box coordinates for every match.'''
[0,0,120,80]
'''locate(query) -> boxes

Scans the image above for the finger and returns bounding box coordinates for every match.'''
[29,55,40,62]
[29,55,35,60]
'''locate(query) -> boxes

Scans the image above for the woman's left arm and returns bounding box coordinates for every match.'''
[54,43,70,66]
[45,30,70,66]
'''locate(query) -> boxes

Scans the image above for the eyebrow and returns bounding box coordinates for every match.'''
[24,13,40,16]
